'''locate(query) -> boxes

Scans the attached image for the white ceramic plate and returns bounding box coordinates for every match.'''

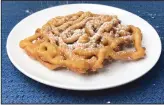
[7,4,161,90]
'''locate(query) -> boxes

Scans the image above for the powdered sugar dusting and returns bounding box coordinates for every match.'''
[45,12,133,53]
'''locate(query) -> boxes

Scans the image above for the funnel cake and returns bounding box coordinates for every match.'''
[19,11,146,74]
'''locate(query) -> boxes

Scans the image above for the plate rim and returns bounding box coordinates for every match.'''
[6,3,162,91]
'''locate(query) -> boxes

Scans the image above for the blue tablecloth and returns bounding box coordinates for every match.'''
[2,1,164,104]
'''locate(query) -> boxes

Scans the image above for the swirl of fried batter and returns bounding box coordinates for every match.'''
[19,11,146,74]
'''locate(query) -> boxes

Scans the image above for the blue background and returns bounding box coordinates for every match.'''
[2,1,164,104]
